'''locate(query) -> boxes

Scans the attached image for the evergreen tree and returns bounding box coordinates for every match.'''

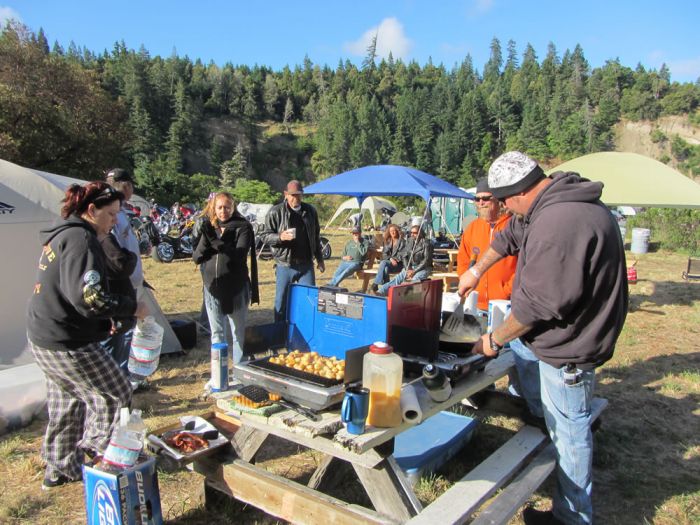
[219,142,247,188]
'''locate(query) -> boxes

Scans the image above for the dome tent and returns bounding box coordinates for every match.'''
[325,196,397,229]
[0,158,181,434]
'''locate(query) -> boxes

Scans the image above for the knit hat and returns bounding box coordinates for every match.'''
[487,151,545,199]
[475,178,491,194]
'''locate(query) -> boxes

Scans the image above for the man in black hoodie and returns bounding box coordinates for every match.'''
[458,152,628,525]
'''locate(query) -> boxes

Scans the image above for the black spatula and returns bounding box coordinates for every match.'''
[239,385,322,422]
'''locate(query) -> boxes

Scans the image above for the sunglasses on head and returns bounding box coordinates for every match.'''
[474,196,493,203]
[91,186,117,203]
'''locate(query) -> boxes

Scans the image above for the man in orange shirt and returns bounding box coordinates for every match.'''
[457,178,517,310]
[457,179,544,429]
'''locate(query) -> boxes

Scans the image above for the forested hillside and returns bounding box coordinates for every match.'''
[1,21,699,205]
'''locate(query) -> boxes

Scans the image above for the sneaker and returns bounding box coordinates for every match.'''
[371,283,379,293]
[42,474,80,490]
[522,507,563,525]
[130,379,148,391]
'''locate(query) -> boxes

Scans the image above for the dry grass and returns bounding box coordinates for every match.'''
[1,233,698,524]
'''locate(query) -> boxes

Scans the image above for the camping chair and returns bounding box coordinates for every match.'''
[682,257,700,281]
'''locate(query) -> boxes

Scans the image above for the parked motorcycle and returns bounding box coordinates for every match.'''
[151,221,194,263]
[252,221,332,261]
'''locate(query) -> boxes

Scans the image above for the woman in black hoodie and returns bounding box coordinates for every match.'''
[27,181,145,489]
[193,192,259,366]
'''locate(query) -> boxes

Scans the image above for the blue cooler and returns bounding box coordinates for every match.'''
[83,456,163,525]
[394,411,478,486]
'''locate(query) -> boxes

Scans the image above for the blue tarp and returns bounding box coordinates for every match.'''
[304,165,473,203]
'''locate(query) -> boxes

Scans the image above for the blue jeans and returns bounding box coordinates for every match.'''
[507,339,544,418]
[377,268,429,296]
[328,260,361,287]
[274,262,315,322]
[374,259,402,285]
[204,286,249,365]
[539,360,596,524]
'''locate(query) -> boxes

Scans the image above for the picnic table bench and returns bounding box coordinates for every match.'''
[194,352,607,524]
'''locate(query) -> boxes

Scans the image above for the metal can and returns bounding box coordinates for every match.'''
[210,343,229,392]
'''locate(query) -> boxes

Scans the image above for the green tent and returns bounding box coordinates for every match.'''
[547,152,700,209]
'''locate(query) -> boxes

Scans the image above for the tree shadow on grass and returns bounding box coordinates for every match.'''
[592,351,700,523]
[628,279,700,312]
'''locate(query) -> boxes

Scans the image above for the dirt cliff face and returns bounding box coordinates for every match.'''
[616,115,699,160]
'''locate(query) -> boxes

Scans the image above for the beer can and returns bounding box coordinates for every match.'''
[210,343,229,392]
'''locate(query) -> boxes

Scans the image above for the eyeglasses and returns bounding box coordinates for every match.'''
[474,196,493,203]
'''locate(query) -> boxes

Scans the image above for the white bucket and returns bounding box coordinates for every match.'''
[630,228,651,254]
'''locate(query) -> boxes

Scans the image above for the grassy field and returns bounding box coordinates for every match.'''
[0,230,698,524]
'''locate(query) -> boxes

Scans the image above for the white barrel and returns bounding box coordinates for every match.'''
[630,228,651,254]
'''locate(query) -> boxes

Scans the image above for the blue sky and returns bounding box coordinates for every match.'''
[2,1,699,82]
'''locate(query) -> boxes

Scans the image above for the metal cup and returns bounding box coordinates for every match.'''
[341,386,370,434]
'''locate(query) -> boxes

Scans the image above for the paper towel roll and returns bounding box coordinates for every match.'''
[400,384,423,425]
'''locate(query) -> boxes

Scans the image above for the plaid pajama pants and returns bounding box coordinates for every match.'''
[30,341,133,480]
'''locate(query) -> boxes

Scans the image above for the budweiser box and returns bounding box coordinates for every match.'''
[83,456,163,525]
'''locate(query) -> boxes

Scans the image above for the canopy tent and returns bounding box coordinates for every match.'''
[548,152,700,209]
[0,158,181,433]
[325,196,397,229]
[304,165,473,203]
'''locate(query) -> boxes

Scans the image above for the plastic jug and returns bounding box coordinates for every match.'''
[103,409,146,469]
[362,342,403,428]
[128,316,164,378]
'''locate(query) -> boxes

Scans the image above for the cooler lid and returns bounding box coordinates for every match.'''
[286,284,388,359]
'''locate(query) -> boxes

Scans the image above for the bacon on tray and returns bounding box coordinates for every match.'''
[163,431,209,453]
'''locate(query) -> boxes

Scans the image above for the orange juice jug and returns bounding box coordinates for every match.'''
[362,342,403,428]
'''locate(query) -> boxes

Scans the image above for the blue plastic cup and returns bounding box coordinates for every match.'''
[341,386,370,434]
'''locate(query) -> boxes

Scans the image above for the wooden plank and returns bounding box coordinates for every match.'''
[335,352,514,455]
[238,415,388,468]
[470,444,556,525]
[353,457,421,521]
[194,456,399,525]
[307,454,345,491]
[230,425,269,462]
[406,425,547,525]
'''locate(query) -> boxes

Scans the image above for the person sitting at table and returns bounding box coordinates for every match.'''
[373,223,406,288]
[327,227,369,287]
[373,225,432,296]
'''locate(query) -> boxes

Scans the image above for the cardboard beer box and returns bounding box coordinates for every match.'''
[83,456,163,525]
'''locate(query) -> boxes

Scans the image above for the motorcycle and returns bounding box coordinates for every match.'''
[143,218,195,263]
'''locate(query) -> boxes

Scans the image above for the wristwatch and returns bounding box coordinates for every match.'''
[489,332,504,357]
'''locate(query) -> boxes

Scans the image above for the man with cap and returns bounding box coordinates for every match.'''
[261,180,325,322]
[327,227,369,287]
[458,151,628,525]
[456,179,543,427]
[105,168,146,383]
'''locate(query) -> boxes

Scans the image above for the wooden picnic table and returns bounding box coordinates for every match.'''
[194,352,606,524]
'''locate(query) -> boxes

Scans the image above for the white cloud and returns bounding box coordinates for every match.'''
[343,17,412,61]
[666,57,700,81]
[0,6,21,25]
[472,0,494,14]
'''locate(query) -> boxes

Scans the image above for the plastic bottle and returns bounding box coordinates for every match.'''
[102,409,145,469]
[362,342,403,428]
[128,316,164,379]
[210,342,229,392]
[421,364,452,402]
